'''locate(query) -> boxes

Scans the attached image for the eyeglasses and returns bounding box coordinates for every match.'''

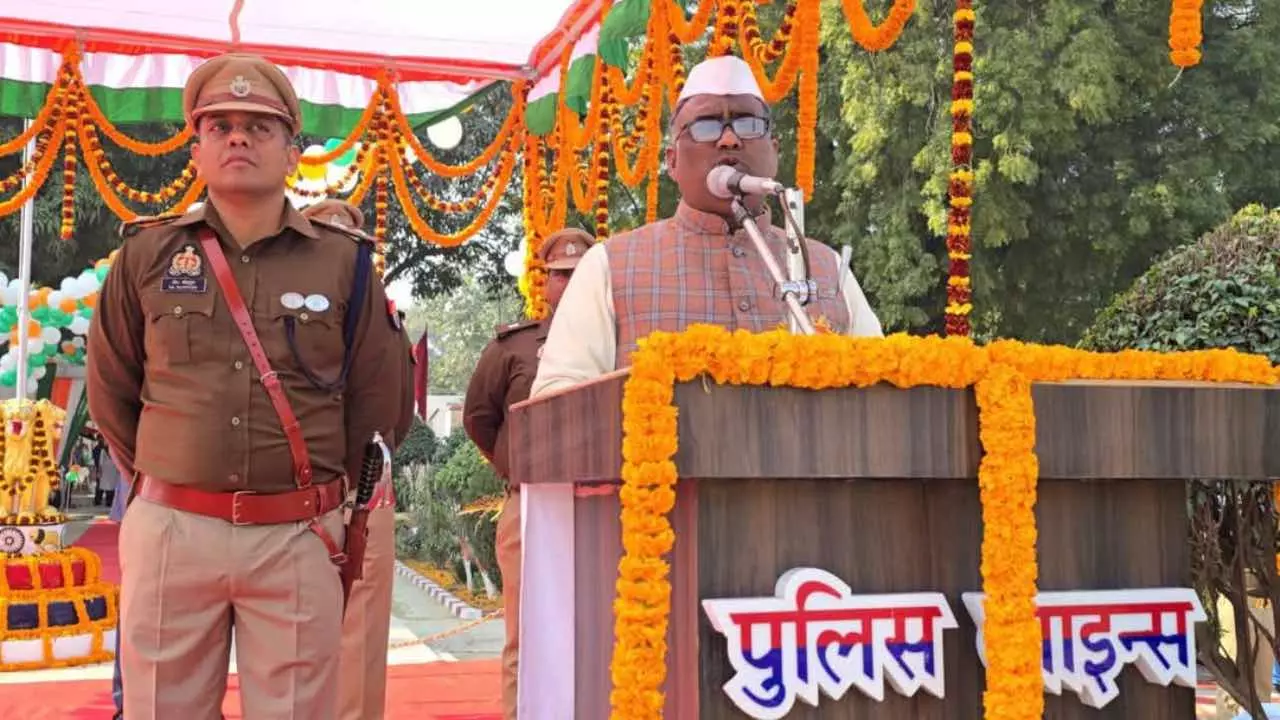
[680,116,770,144]
[199,118,282,143]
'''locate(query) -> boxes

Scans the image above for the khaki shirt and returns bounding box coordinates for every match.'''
[86,201,413,494]
[462,319,547,483]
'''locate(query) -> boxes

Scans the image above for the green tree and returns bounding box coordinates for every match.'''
[404,274,522,394]
[820,0,1280,341]
[1082,204,1280,360]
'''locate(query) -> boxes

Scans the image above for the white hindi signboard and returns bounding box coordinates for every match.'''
[701,571,1209,717]
[701,568,958,719]
[961,588,1207,709]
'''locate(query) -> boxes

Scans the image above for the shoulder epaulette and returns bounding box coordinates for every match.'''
[309,217,377,246]
[495,320,539,339]
[118,213,182,239]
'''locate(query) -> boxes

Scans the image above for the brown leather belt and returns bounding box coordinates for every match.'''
[137,475,346,526]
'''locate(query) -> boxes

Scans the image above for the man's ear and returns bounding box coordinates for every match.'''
[285,142,301,176]
[665,144,676,174]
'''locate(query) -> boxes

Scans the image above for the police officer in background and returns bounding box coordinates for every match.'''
[301,198,407,720]
[87,53,412,719]
[463,227,591,720]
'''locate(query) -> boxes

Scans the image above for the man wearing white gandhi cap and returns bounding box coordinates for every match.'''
[531,55,883,396]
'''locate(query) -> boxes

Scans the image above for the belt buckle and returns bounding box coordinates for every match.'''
[230,490,257,526]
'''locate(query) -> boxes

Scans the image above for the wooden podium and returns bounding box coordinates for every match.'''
[509,372,1280,719]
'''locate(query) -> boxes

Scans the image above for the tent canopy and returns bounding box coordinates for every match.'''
[0,0,608,135]
[0,0,603,83]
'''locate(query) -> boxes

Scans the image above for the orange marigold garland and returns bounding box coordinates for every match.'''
[59,69,80,241]
[1169,0,1204,68]
[610,326,1279,720]
[842,0,917,52]
[946,1,976,337]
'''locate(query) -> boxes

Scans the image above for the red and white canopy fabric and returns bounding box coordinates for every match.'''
[0,0,605,134]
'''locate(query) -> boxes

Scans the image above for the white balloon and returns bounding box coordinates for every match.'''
[46,290,65,309]
[68,315,91,336]
[2,278,21,306]
[32,366,46,380]
[26,338,44,355]
[71,335,85,348]
[41,326,59,345]
[0,272,7,288]
[60,277,77,294]
[25,377,38,395]
[0,351,12,370]
[503,250,525,278]
[75,274,99,299]
[426,116,464,150]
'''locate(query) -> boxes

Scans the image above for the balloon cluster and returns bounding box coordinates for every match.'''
[287,138,361,199]
[0,252,115,393]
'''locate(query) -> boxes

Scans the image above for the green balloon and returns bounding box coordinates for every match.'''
[96,265,110,282]
[0,305,15,324]
[31,305,50,323]
[324,137,358,167]
[27,352,45,367]
[0,369,15,387]
[78,305,94,319]
[46,309,72,328]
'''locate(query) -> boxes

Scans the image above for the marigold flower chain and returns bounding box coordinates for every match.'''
[609,325,1279,720]
[947,2,976,337]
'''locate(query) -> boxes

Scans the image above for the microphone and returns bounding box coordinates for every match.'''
[706,165,785,199]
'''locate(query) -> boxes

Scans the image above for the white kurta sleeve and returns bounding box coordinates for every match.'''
[531,243,618,397]
[841,267,884,338]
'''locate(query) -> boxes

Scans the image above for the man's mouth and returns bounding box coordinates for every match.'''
[223,157,254,167]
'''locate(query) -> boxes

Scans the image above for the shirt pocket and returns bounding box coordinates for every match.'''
[142,291,216,365]
[270,307,346,385]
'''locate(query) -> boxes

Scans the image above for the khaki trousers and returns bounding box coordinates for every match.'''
[119,497,346,720]
[337,506,395,720]
[495,491,522,720]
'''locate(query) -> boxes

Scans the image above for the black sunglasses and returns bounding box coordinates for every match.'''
[680,116,770,144]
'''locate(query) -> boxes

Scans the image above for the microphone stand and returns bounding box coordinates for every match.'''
[730,195,817,335]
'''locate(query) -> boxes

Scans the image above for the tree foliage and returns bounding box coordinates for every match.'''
[819,0,1280,341]
[1082,204,1280,360]
[403,275,522,394]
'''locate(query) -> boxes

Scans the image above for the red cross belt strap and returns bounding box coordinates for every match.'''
[135,228,344,563]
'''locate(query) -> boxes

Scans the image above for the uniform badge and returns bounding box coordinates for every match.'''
[280,292,305,310]
[304,294,330,313]
[565,241,579,256]
[161,245,208,293]
[230,75,252,98]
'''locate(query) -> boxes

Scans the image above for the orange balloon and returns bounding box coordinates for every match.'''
[27,287,50,309]
[58,297,78,314]
[26,319,40,338]
[81,294,97,309]
[61,341,75,354]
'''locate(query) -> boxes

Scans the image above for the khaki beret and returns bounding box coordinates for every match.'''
[302,199,364,229]
[184,53,301,134]
[539,227,593,270]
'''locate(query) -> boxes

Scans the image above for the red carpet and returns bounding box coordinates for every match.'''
[0,660,501,719]
[0,520,501,719]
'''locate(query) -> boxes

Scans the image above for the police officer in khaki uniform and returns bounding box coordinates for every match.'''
[300,199,402,720]
[86,54,413,719]
[463,227,591,719]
